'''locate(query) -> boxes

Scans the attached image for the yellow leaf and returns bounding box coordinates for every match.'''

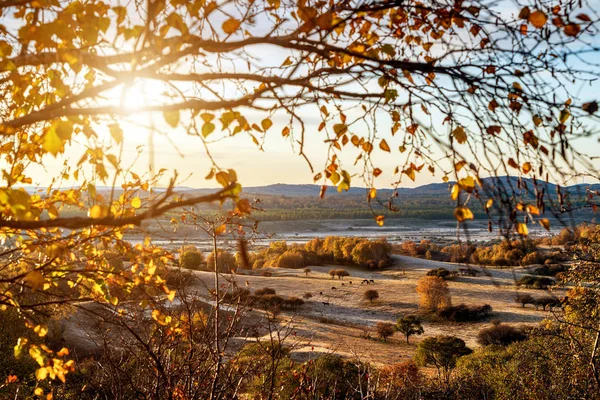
[522,162,532,174]
[42,129,65,156]
[215,224,227,235]
[164,110,180,128]
[222,18,241,34]
[200,113,214,123]
[202,122,215,137]
[379,139,391,152]
[526,204,540,215]
[451,184,460,200]
[333,124,348,136]
[559,109,571,124]
[131,197,141,209]
[25,271,44,290]
[452,126,467,144]
[167,290,176,302]
[261,118,273,131]
[454,207,474,222]
[33,325,48,337]
[516,222,529,236]
[485,199,493,209]
[375,215,385,226]
[89,205,109,219]
[458,176,476,192]
[109,124,123,144]
[36,367,48,380]
[56,348,69,357]
[539,218,550,230]
[34,388,44,396]
[369,188,377,199]
[403,168,415,181]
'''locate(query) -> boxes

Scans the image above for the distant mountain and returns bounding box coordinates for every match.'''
[19,176,600,198]
[240,177,600,198]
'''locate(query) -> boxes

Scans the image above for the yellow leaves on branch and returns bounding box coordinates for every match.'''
[539,218,550,230]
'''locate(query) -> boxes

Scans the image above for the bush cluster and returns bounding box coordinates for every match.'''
[427,267,458,280]
[436,304,492,322]
[516,275,555,289]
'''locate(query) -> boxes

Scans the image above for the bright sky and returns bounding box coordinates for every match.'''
[18,1,600,190]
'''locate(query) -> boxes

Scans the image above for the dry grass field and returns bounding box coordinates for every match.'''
[186,255,561,367]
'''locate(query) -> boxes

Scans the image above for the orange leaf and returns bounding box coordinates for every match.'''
[529,10,548,28]
[222,18,241,34]
[379,139,390,152]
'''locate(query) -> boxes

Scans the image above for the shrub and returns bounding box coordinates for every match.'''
[436,304,492,322]
[516,275,555,289]
[335,269,349,279]
[328,269,337,279]
[395,315,424,344]
[375,322,395,342]
[180,250,204,270]
[302,292,313,300]
[379,360,423,399]
[255,287,276,296]
[533,264,567,277]
[416,276,451,312]
[520,251,542,266]
[261,271,272,277]
[303,267,311,276]
[515,293,536,308]
[477,323,527,346]
[282,297,304,310]
[363,289,379,303]
[427,267,453,280]
[534,296,561,310]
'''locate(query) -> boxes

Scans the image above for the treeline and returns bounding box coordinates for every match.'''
[179,236,393,271]
[395,238,566,267]
[397,222,600,267]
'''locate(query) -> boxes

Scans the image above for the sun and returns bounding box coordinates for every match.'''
[113,79,166,111]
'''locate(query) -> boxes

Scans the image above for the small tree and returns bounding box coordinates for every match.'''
[364,290,379,303]
[375,322,395,342]
[180,251,204,270]
[395,316,425,344]
[329,269,337,279]
[335,269,350,279]
[415,335,472,382]
[416,276,451,312]
[303,292,313,300]
[303,268,311,277]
